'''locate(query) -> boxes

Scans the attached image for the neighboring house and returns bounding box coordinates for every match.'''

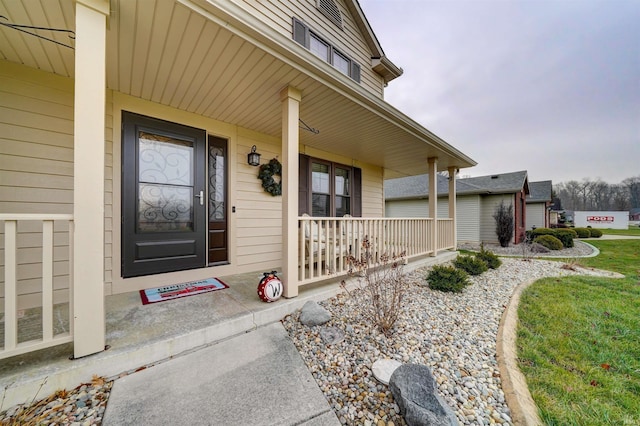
[0,0,475,360]
[629,208,640,221]
[526,180,552,230]
[385,171,530,244]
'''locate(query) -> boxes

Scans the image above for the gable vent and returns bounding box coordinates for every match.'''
[317,0,343,28]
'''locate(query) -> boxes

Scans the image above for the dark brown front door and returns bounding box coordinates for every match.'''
[207,136,228,264]
[121,112,207,278]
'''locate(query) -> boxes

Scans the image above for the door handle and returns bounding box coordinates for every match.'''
[196,190,204,206]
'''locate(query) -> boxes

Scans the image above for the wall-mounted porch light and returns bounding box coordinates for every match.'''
[247,145,261,166]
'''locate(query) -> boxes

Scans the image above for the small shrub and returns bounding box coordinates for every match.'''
[533,235,563,250]
[530,228,556,237]
[493,201,514,247]
[530,227,575,247]
[573,227,591,238]
[554,229,576,248]
[342,238,407,335]
[589,228,603,238]
[426,265,470,293]
[476,245,502,269]
[454,255,488,276]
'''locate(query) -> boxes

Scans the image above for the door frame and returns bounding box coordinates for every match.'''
[121,111,207,278]
[111,95,239,293]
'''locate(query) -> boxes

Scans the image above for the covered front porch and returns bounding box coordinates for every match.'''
[0,251,456,410]
[0,0,474,371]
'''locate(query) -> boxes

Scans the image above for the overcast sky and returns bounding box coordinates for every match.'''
[360,0,639,185]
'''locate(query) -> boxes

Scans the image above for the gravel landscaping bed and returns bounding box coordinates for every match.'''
[1,245,607,426]
[458,240,595,258]
[282,256,610,426]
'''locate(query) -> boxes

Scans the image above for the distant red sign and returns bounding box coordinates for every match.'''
[587,216,614,222]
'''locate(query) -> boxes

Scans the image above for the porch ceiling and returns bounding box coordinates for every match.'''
[0,0,475,177]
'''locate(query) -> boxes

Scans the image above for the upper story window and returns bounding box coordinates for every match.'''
[310,33,331,62]
[293,18,361,83]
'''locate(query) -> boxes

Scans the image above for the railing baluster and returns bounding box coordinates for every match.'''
[4,220,18,352]
[0,214,74,360]
[299,222,304,281]
[68,219,74,338]
[297,216,454,286]
[42,220,54,341]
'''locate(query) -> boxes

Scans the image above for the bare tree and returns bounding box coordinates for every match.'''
[493,201,514,247]
[623,176,640,209]
[556,180,582,210]
[610,184,630,210]
[589,180,611,210]
[554,176,640,211]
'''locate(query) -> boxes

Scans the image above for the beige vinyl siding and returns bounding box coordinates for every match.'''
[0,61,113,310]
[0,61,73,310]
[104,92,114,288]
[457,195,480,243]
[385,199,428,218]
[385,196,479,243]
[235,129,284,272]
[361,163,384,217]
[385,198,449,218]
[526,203,545,230]
[480,194,514,244]
[437,201,449,218]
[237,0,385,96]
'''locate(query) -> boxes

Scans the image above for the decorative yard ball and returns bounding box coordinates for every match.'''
[257,271,283,302]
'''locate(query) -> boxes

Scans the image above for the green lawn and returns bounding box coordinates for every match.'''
[516,239,640,425]
[599,226,640,237]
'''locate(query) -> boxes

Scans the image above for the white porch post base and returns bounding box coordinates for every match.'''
[428,157,438,256]
[73,0,108,358]
[448,166,457,250]
[281,87,302,298]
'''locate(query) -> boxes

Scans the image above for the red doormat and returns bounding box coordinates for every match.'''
[140,278,228,305]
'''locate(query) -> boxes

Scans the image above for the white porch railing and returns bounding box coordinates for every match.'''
[1,214,74,360]
[298,217,455,286]
[437,218,456,251]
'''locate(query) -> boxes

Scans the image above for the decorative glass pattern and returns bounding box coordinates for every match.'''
[137,131,194,232]
[208,145,225,221]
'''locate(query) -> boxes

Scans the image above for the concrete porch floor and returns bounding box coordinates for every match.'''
[0,251,456,410]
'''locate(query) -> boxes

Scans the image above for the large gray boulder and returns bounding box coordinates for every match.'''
[389,364,458,426]
[299,301,331,326]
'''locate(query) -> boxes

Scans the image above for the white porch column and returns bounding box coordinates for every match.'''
[280,86,302,298]
[428,157,438,256]
[73,0,108,358]
[448,166,457,250]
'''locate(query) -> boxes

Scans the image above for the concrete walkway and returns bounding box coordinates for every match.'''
[1,252,457,417]
[103,323,340,426]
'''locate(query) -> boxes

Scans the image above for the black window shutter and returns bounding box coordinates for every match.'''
[298,154,310,215]
[293,18,308,48]
[351,62,361,83]
[352,166,362,217]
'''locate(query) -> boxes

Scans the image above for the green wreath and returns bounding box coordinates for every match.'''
[257,158,282,196]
